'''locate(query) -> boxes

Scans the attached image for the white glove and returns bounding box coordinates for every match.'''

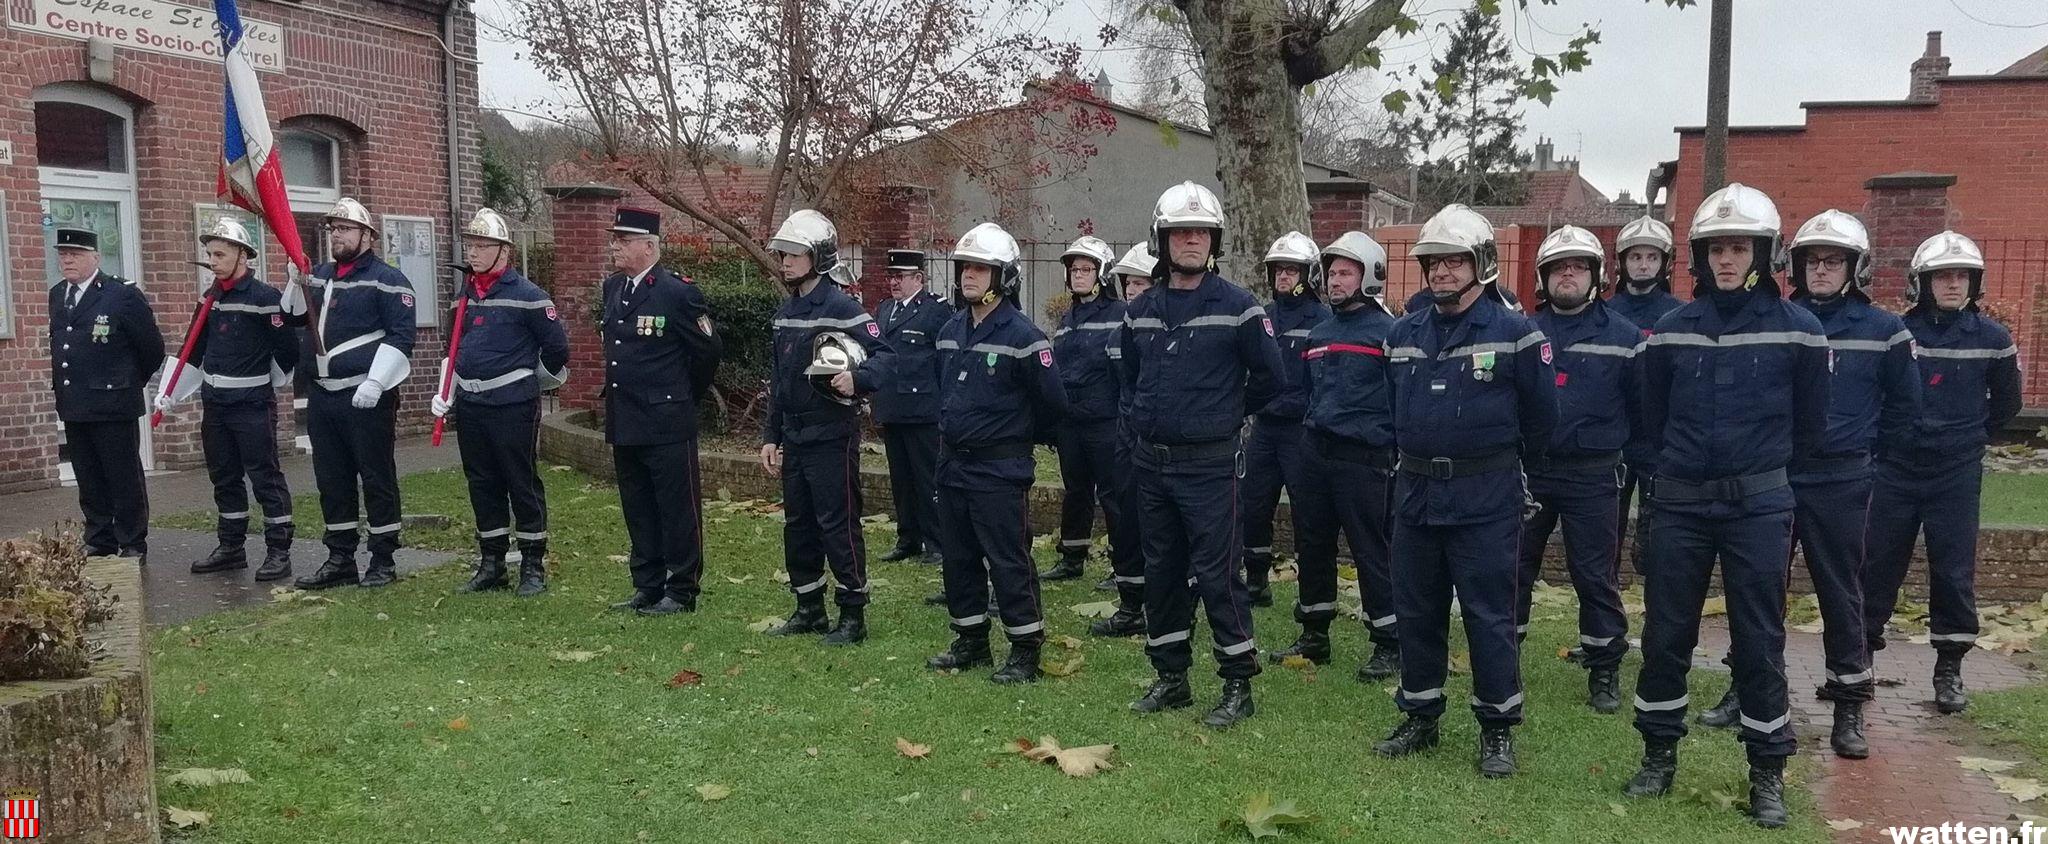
[153,392,173,413]
[351,381,385,409]
[431,393,451,418]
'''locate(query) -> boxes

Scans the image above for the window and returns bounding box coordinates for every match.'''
[35,102,127,172]
[280,130,340,206]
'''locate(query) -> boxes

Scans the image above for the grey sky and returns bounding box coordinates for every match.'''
[475,0,2047,201]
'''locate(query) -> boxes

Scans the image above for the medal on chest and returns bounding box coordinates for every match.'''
[92,315,111,343]
[1471,350,1496,382]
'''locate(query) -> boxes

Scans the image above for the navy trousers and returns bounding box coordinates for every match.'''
[1515,469,1630,670]
[1136,450,1260,680]
[1864,458,1983,655]
[939,481,1045,645]
[1392,515,1525,727]
[780,437,870,608]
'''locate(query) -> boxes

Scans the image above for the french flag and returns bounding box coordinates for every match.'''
[214,0,310,274]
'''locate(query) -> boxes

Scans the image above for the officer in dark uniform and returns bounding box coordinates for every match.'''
[1090,244,1156,637]
[874,249,949,568]
[157,219,297,579]
[1045,236,1125,583]
[758,209,894,645]
[1121,181,1283,729]
[1509,225,1639,715]
[596,208,720,614]
[283,198,417,590]
[1864,230,2021,716]
[1373,205,1557,779]
[924,223,1068,682]
[1624,184,1830,829]
[1241,231,1331,607]
[1606,217,1683,580]
[50,228,164,561]
[1278,231,1399,682]
[431,209,574,599]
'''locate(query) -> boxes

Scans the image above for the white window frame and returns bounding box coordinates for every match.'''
[279,130,341,207]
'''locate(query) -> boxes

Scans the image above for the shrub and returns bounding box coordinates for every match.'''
[0,530,116,682]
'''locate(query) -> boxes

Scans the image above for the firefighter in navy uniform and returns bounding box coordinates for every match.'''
[1373,205,1557,779]
[283,198,417,589]
[1607,217,1683,582]
[1864,230,2021,716]
[1045,236,1125,583]
[157,219,298,579]
[598,208,722,614]
[874,249,949,569]
[431,209,573,599]
[50,228,165,562]
[1279,231,1400,681]
[1090,244,1157,637]
[1120,182,1284,729]
[925,223,1068,683]
[758,210,894,645]
[1509,226,1640,715]
[1241,232,1331,607]
[1623,184,1830,829]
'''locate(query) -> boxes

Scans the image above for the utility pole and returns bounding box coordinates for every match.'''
[1703,0,1732,194]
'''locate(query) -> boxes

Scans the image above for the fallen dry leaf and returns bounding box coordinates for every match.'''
[1992,775,2048,803]
[1041,653,1085,677]
[1052,634,1085,651]
[694,783,731,802]
[724,663,744,678]
[667,669,704,688]
[164,806,212,828]
[1960,756,2023,774]
[896,737,933,760]
[1826,818,1865,831]
[1279,654,1315,670]
[1608,802,1627,817]
[1229,792,1315,839]
[804,747,820,758]
[166,768,253,788]
[745,616,784,633]
[549,650,601,663]
[1016,735,1116,777]
[724,575,752,584]
[446,715,471,731]
[1070,600,1119,619]
[681,642,697,654]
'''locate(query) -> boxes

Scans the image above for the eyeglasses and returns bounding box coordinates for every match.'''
[1803,255,1849,270]
[321,223,369,235]
[1423,255,1471,270]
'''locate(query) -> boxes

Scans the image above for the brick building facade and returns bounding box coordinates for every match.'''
[1,0,481,492]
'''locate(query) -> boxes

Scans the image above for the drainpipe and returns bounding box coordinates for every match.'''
[443,0,466,269]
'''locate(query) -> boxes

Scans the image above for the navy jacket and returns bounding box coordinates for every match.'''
[934,302,1067,490]
[1386,295,1558,525]
[1258,293,1333,423]
[1888,307,2022,473]
[871,290,950,425]
[50,272,165,423]
[1791,296,1920,482]
[1119,273,1284,447]
[1054,295,1126,423]
[601,265,720,446]
[1641,287,1830,516]
[764,279,893,446]
[187,272,294,406]
[296,251,416,393]
[452,268,570,407]
[1301,303,1396,449]
[1607,286,1683,340]
[1530,300,1642,469]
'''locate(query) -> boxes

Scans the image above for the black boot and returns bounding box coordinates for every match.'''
[991,641,1042,685]
[1747,758,1789,828]
[927,633,993,671]
[294,552,358,590]
[459,554,509,593]
[637,596,695,615]
[1203,678,1256,728]
[1934,650,1969,714]
[191,543,248,574]
[1089,605,1146,637]
[1356,643,1400,682]
[923,590,947,606]
[767,598,830,636]
[1477,726,1517,778]
[1093,575,1116,592]
[609,591,660,611]
[1697,686,1740,728]
[1267,620,1331,665]
[821,605,867,646]
[1831,699,1870,759]
[358,553,397,588]
[1625,740,1678,797]
[880,543,920,562]
[253,545,293,582]
[1131,672,1194,713]
[921,550,944,568]
[1374,716,1440,757]
[516,547,548,598]
[1245,561,1273,608]
[1588,667,1622,714]
[1041,555,1086,581]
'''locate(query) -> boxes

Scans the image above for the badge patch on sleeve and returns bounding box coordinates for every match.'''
[1038,349,1053,368]
[400,293,415,308]
[545,306,559,321]
[1262,318,1275,336]
[866,322,880,338]
[270,314,284,327]
[1539,342,1554,365]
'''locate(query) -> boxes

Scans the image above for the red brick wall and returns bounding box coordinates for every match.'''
[856,185,936,309]
[1307,185,1373,247]
[544,186,624,412]
[0,0,481,490]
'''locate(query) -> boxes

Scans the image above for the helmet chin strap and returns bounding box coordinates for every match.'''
[1432,277,1481,305]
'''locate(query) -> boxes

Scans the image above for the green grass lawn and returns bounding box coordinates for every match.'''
[1980,473,2048,527]
[150,468,1823,842]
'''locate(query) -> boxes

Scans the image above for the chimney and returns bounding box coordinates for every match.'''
[1910,31,1950,101]
[1534,137,1553,170]
[1616,189,1634,205]
[1091,70,1114,103]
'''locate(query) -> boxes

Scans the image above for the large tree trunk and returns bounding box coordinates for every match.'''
[1184,0,1312,286]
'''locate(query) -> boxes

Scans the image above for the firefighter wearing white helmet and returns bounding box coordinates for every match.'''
[1092,241,1160,638]
[1510,225,1641,717]
[1241,231,1331,611]
[925,221,1068,684]
[1280,230,1401,682]
[1626,183,1830,828]
[286,196,418,592]
[1607,215,1681,586]
[1864,229,2018,721]
[760,208,896,644]
[1122,181,1284,729]
[1110,243,1158,297]
[160,216,298,580]
[1046,235,1128,584]
[1376,205,1557,779]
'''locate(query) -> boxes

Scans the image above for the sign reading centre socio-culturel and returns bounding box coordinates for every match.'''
[8,0,285,72]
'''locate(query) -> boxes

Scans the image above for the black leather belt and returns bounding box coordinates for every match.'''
[1790,453,1871,475]
[1312,432,1395,470]
[1136,437,1238,463]
[1396,449,1519,480]
[1528,451,1622,474]
[949,441,1032,462]
[1647,468,1789,501]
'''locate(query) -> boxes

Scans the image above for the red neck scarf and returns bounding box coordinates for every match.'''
[470,267,506,299]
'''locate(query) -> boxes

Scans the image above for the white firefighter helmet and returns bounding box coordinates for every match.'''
[803,331,869,405]
[1061,235,1116,296]
[1263,230,1322,295]
[199,217,259,256]
[1788,209,1872,292]
[1616,216,1674,256]
[322,197,378,234]
[1907,230,1986,307]
[1151,181,1226,267]
[1321,231,1389,310]
[1535,225,1606,295]
[1111,242,1157,279]
[953,222,1023,305]
[1412,204,1500,286]
[1687,182,1783,291]
[463,207,516,246]
[768,209,842,278]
